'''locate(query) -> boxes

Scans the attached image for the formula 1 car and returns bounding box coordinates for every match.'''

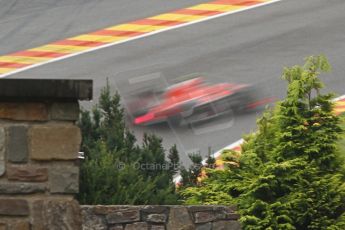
[127,77,270,126]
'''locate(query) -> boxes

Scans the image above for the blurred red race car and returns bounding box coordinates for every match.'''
[127,77,271,126]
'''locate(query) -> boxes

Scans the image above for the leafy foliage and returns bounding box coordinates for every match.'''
[180,152,203,188]
[77,82,180,205]
[179,55,345,229]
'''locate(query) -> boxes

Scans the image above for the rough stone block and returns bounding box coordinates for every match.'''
[0,128,5,157]
[194,212,216,224]
[109,225,124,230]
[50,102,79,121]
[29,124,81,160]
[106,208,140,224]
[141,206,169,227]
[32,199,81,230]
[166,207,194,230]
[225,213,241,220]
[124,222,148,230]
[0,162,4,177]
[0,103,48,121]
[0,127,5,176]
[212,221,241,230]
[215,212,226,220]
[142,206,169,214]
[188,206,214,213]
[0,199,29,216]
[150,225,165,230]
[7,126,28,163]
[93,205,126,215]
[81,206,107,230]
[146,214,167,223]
[212,207,234,220]
[9,221,30,230]
[49,164,79,193]
[7,165,48,182]
[0,223,6,230]
[196,223,212,230]
[0,182,45,194]
[213,206,237,213]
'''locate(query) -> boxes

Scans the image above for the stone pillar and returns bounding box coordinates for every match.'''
[0,79,92,230]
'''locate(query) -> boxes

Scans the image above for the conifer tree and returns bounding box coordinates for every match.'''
[180,153,203,187]
[168,145,180,177]
[179,55,345,229]
[206,147,216,168]
[77,82,179,205]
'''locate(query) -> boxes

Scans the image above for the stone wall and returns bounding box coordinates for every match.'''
[81,205,241,230]
[0,79,240,230]
[0,79,92,230]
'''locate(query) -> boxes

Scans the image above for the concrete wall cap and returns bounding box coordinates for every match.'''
[0,79,92,102]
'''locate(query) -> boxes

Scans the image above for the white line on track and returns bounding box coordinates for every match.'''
[0,0,281,78]
[335,95,345,101]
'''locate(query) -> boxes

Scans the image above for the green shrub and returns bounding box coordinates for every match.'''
[77,82,179,205]
[180,55,345,229]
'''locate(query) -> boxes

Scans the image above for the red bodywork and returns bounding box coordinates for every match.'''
[133,78,248,125]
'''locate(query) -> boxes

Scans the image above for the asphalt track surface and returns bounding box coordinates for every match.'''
[1,0,344,164]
